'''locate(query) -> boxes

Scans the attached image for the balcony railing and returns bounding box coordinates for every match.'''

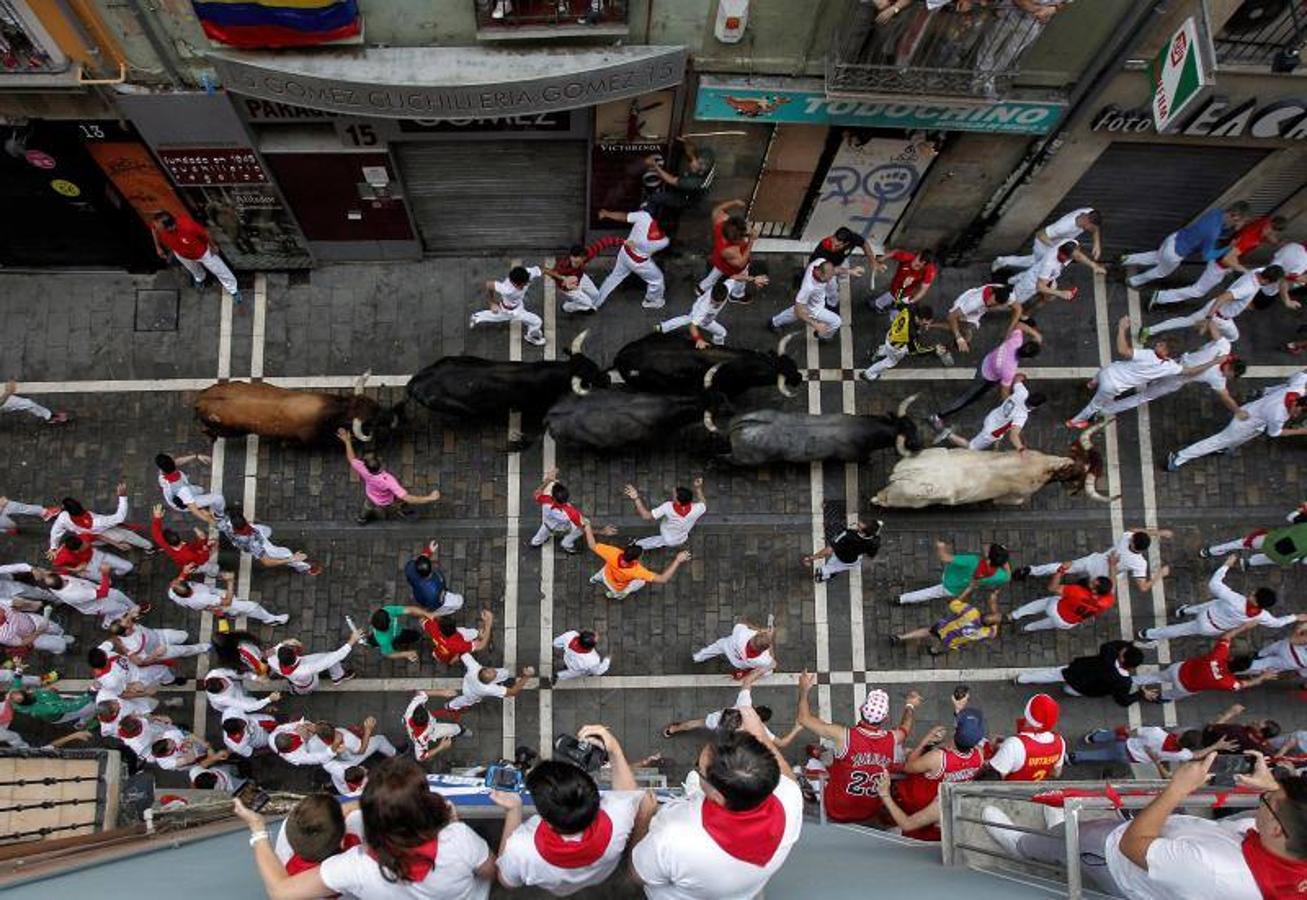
[827,1,1054,99]
[1214,0,1305,71]
[474,0,629,38]
[0,0,68,75]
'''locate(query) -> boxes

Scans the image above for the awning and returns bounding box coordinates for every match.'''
[209,45,686,120]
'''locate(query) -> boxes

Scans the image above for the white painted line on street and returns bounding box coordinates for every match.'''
[16,379,216,394]
[502,301,524,759]
[1127,286,1176,727]
[1093,271,1141,730]
[806,325,832,721]
[218,291,233,381]
[838,276,867,707]
[539,276,558,755]
[250,273,267,380]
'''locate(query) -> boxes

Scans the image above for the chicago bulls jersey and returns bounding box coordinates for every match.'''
[1005,733,1066,782]
[895,746,986,841]
[823,725,902,822]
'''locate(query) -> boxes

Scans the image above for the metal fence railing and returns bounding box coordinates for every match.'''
[827,1,1057,99]
[474,0,628,31]
[0,0,68,75]
[1214,0,1306,69]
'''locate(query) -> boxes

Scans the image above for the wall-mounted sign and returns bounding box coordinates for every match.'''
[156,148,270,186]
[696,77,1064,135]
[1151,16,1209,133]
[1094,97,1307,141]
[210,46,686,119]
[396,112,572,133]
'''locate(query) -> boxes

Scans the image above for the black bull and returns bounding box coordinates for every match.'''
[611,331,803,397]
[543,390,710,451]
[706,396,923,465]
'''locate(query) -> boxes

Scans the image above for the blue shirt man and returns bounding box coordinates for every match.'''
[1174,208,1228,261]
[403,543,464,616]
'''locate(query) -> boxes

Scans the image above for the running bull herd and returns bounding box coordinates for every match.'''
[190,331,1110,509]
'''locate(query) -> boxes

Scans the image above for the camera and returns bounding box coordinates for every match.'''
[1209,753,1255,787]
[554,733,609,773]
[484,763,525,793]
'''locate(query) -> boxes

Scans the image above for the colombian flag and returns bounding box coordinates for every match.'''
[192,0,362,48]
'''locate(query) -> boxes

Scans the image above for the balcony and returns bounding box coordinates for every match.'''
[474,0,629,41]
[826,1,1058,101]
[1213,0,1305,72]
[0,0,71,77]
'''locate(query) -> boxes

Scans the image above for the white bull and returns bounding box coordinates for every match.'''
[872,420,1113,508]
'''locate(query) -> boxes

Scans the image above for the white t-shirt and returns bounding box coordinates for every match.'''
[319,821,492,900]
[723,623,774,671]
[652,501,706,544]
[1256,637,1307,675]
[632,777,803,900]
[159,471,200,512]
[1111,531,1149,581]
[1013,252,1065,302]
[1217,269,1263,318]
[222,711,275,757]
[493,266,542,311]
[169,580,225,612]
[1098,349,1182,395]
[950,285,996,327]
[96,695,155,738]
[625,211,669,261]
[188,762,244,793]
[1124,727,1194,764]
[795,260,831,313]
[498,791,644,895]
[554,630,604,674]
[1178,338,1231,392]
[988,732,1065,777]
[1245,387,1298,436]
[459,653,508,701]
[701,688,778,741]
[980,381,1030,437]
[1271,242,1307,280]
[1104,814,1260,900]
[1039,207,1091,247]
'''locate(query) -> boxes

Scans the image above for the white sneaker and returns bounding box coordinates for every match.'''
[491,0,510,19]
[525,332,547,346]
[641,299,665,309]
[270,614,290,626]
[861,369,880,382]
[981,806,1022,857]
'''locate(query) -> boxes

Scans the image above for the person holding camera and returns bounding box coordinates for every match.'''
[631,706,803,898]
[492,724,651,894]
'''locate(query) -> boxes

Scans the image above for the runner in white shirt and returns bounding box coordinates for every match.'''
[94,695,159,739]
[42,566,138,628]
[1103,328,1244,417]
[494,724,647,896]
[48,485,153,552]
[551,629,611,683]
[1264,241,1306,308]
[221,709,279,758]
[692,621,777,676]
[203,667,278,716]
[1244,623,1307,676]
[403,690,462,763]
[1010,241,1081,311]
[662,669,797,745]
[321,718,398,794]
[632,709,803,900]
[469,264,546,346]
[107,615,210,664]
[1069,315,1217,427]
[115,714,167,765]
[189,760,246,794]
[625,478,707,550]
[90,643,177,694]
[1145,265,1285,342]
[1019,528,1168,593]
[944,283,1018,354]
[155,452,226,523]
[993,207,1103,274]
[1139,557,1305,641]
[1169,373,1307,470]
[594,208,670,309]
[446,652,534,711]
[266,632,363,695]
[658,281,734,345]
[271,719,337,768]
[942,377,1045,451]
[167,569,288,626]
[151,725,209,772]
[768,259,848,339]
[0,496,56,536]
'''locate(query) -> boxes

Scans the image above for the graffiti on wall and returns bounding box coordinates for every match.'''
[801,135,936,247]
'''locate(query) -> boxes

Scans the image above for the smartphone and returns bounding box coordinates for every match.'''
[1209,753,1254,786]
[484,764,524,793]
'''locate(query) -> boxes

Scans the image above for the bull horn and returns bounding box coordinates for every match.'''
[570,375,590,397]
[896,393,920,418]
[1077,416,1113,449]
[353,370,372,395]
[570,329,589,356]
[776,374,795,398]
[895,434,909,458]
[777,331,797,358]
[703,362,725,390]
[1083,474,1111,503]
[351,417,373,442]
[702,409,719,433]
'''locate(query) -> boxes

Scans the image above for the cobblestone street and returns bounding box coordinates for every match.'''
[2,248,1305,805]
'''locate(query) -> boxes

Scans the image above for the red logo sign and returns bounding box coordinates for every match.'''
[1170,30,1188,68]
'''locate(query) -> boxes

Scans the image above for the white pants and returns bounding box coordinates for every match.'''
[1143,602,1225,640]
[864,341,908,380]
[0,499,46,532]
[147,627,210,659]
[173,490,226,519]
[1172,415,1265,467]
[1149,298,1235,338]
[254,531,312,573]
[531,521,582,550]
[659,314,726,345]
[26,618,73,653]
[1010,596,1074,632]
[176,248,239,297]
[771,304,842,338]
[692,637,735,664]
[98,526,156,552]
[595,252,665,308]
[994,237,1055,275]
[1206,534,1304,568]
[899,582,953,605]
[698,266,747,299]
[1028,553,1110,581]
[1125,233,1184,288]
[1102,374,1189,415]
[556,656,611,681]
[560,274,600,313]
[1016,666,1068,685]
[818,555,861,581]
[430,590,464,617]
[87,548,134,577]
[590,569,644,598]
[471,304,544,343]
[635,531,688,550]
[223,597,285,624]
[1153,260,1231,306]
[1072,383,1119,423]
[1132,662,1192,700]
[1,394,51,422]
[0,725,28,748]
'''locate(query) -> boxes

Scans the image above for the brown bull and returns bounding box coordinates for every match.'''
[193,374,400,445]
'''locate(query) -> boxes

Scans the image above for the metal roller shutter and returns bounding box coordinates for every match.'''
[1043,143,1271,258]
[396,141,586,252]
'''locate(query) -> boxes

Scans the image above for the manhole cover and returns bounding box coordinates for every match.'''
[135,289,179,332]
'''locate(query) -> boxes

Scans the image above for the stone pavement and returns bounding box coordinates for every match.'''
[0,245,1304,895]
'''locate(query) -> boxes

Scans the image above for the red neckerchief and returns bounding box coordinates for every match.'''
[647,220,665,241]
[1161,733,1182,752]
[534,811,613,869]
[975,560,997,579]
[258,717,277,732]
[162,471,182,483]
[568,636,589,654]
[1287,392,1302,412]
[1247,599,1263,617]
[345,775,366,793]
[238,644,266,676]
[744,640,765,660]
[285,834,363,876]
[233,522,254,535]
[820,236,837,252]
[71,511,93,528]
[700,794,785,866]
[369,837,439,882]
[671,501,693,517]
[277,652,300,674]
[1241,828,1307,898]
[982,285,995,303]
[616,555,638,570]
[280,733,304,753]
[408,716,429,737]
[227,722,246,742]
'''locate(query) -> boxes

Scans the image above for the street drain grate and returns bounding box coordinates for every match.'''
[135,289,179,332]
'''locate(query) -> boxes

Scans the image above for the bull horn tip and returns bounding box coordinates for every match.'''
[570,330,590,355]
[702,410,719,433]
[776,374,795,398]
[703,362,724,390]
[570,375,590,396]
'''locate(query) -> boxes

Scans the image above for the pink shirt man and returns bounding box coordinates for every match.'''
[981,329,1025,388]
[349,458,408,507]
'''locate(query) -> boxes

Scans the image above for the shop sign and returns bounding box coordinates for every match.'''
[156,148,269,186]
[82,142,190,226]
[696,79,1063,135]
[1151,16,1208,133]
[1093,97,1307,141]
[396,112,572,133]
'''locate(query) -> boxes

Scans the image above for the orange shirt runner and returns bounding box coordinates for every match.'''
[593,543,655,593]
